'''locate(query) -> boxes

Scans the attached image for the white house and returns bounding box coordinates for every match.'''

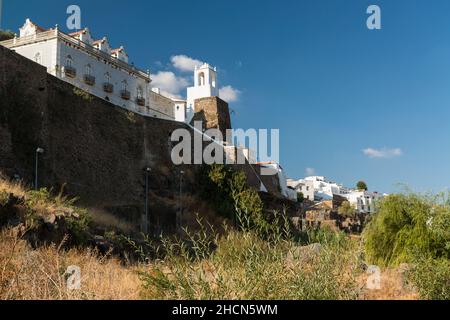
[0,19,175,120]
[286,174,384,213]
[258,162,298,201]
[287,179,315,201]
[343,190,383,214]
[303,176,347,201]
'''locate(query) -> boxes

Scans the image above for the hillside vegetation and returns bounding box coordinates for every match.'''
[2,174,448,300]
[364,192,450,299]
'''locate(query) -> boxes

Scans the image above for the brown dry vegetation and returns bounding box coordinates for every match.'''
[0,228,141,300]
[0,176,421,300]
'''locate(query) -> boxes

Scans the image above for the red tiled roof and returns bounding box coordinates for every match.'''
[111,48,128,56]
[69,28,88,36]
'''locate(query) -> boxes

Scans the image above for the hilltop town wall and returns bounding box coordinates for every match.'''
[0,46,291,233]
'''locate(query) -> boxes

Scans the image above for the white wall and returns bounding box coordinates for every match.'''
[344,191,381,214]
[12,38,58,75]
[287,179,315,201]
[173,100,187,122]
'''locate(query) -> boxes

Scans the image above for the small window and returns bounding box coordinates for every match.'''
[137,86,143,99]
[66,55,73,67]
[105,72,111,83]
[85,64,92,76]
[34,52,42,64]
[122,80,128,91]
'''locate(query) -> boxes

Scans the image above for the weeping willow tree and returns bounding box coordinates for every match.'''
[363,192,450,267]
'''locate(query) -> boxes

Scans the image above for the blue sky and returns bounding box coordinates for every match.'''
[2,0,450,193]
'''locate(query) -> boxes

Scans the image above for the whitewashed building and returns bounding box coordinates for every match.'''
[287,179,315,201]
[343,191,383,214]
[288,175,383,213]
[303,176,347,201]
[0,19,175,120]
[258,162,298,201]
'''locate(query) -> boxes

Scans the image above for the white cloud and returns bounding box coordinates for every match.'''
[171,55,203,72]
[151,71,189,98]
[363,147,403,159]
[219,85,241,102]
[305,167,316,176]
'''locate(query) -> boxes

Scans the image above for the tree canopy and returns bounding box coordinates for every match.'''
[0,30,15,41]
[356,181,368,191]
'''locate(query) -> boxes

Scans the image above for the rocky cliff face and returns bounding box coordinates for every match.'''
[0,46,291,233]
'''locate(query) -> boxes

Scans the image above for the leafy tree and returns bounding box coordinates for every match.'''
[0,30,15,41]
[356,181,368,191]
[363,192,450,267]
[338,201,356,219]
[297,192,304,203]
[199,164,264,223]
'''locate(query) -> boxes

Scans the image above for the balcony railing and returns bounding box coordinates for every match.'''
[83,74,96,86]
[103,82,114,93]
[121,90,131,100]
[64,66,77,78]
[136,97,146,106]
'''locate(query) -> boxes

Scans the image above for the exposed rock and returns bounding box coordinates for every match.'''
[42,213,57,225]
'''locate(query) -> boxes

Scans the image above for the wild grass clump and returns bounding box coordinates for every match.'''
[138,214,364,300]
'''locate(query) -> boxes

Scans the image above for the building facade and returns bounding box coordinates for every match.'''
[286,175,384,213]
[287,178,315,201]
[0,19,175,120]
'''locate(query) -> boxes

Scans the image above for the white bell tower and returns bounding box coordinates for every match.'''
[186,63,219,122]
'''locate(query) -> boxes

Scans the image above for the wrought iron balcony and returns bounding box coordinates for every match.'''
[64,66,77,78]
[136,97,146,106]
[103,82,114,93]
[121,90,131,100]
[83,74,96,86]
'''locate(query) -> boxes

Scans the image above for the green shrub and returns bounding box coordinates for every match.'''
[65,208,92,245]
[199,165,265,231]
[0,191,8,206]
[363,192,450,267]
[407,256,450,300]
[73,87,93,102]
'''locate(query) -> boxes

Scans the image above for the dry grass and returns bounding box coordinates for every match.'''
[0,228,142,300]
[0,176,74,219]
[90,209,135,234]
[0,178,26,198]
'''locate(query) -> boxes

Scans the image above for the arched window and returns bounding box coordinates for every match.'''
[198,72,205,86]
[122,80,128,91]
[85,64,92,76]
[137,86,143,99]
[66,55,73,67]
[34,52,42,64]
[211,73,216,88]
